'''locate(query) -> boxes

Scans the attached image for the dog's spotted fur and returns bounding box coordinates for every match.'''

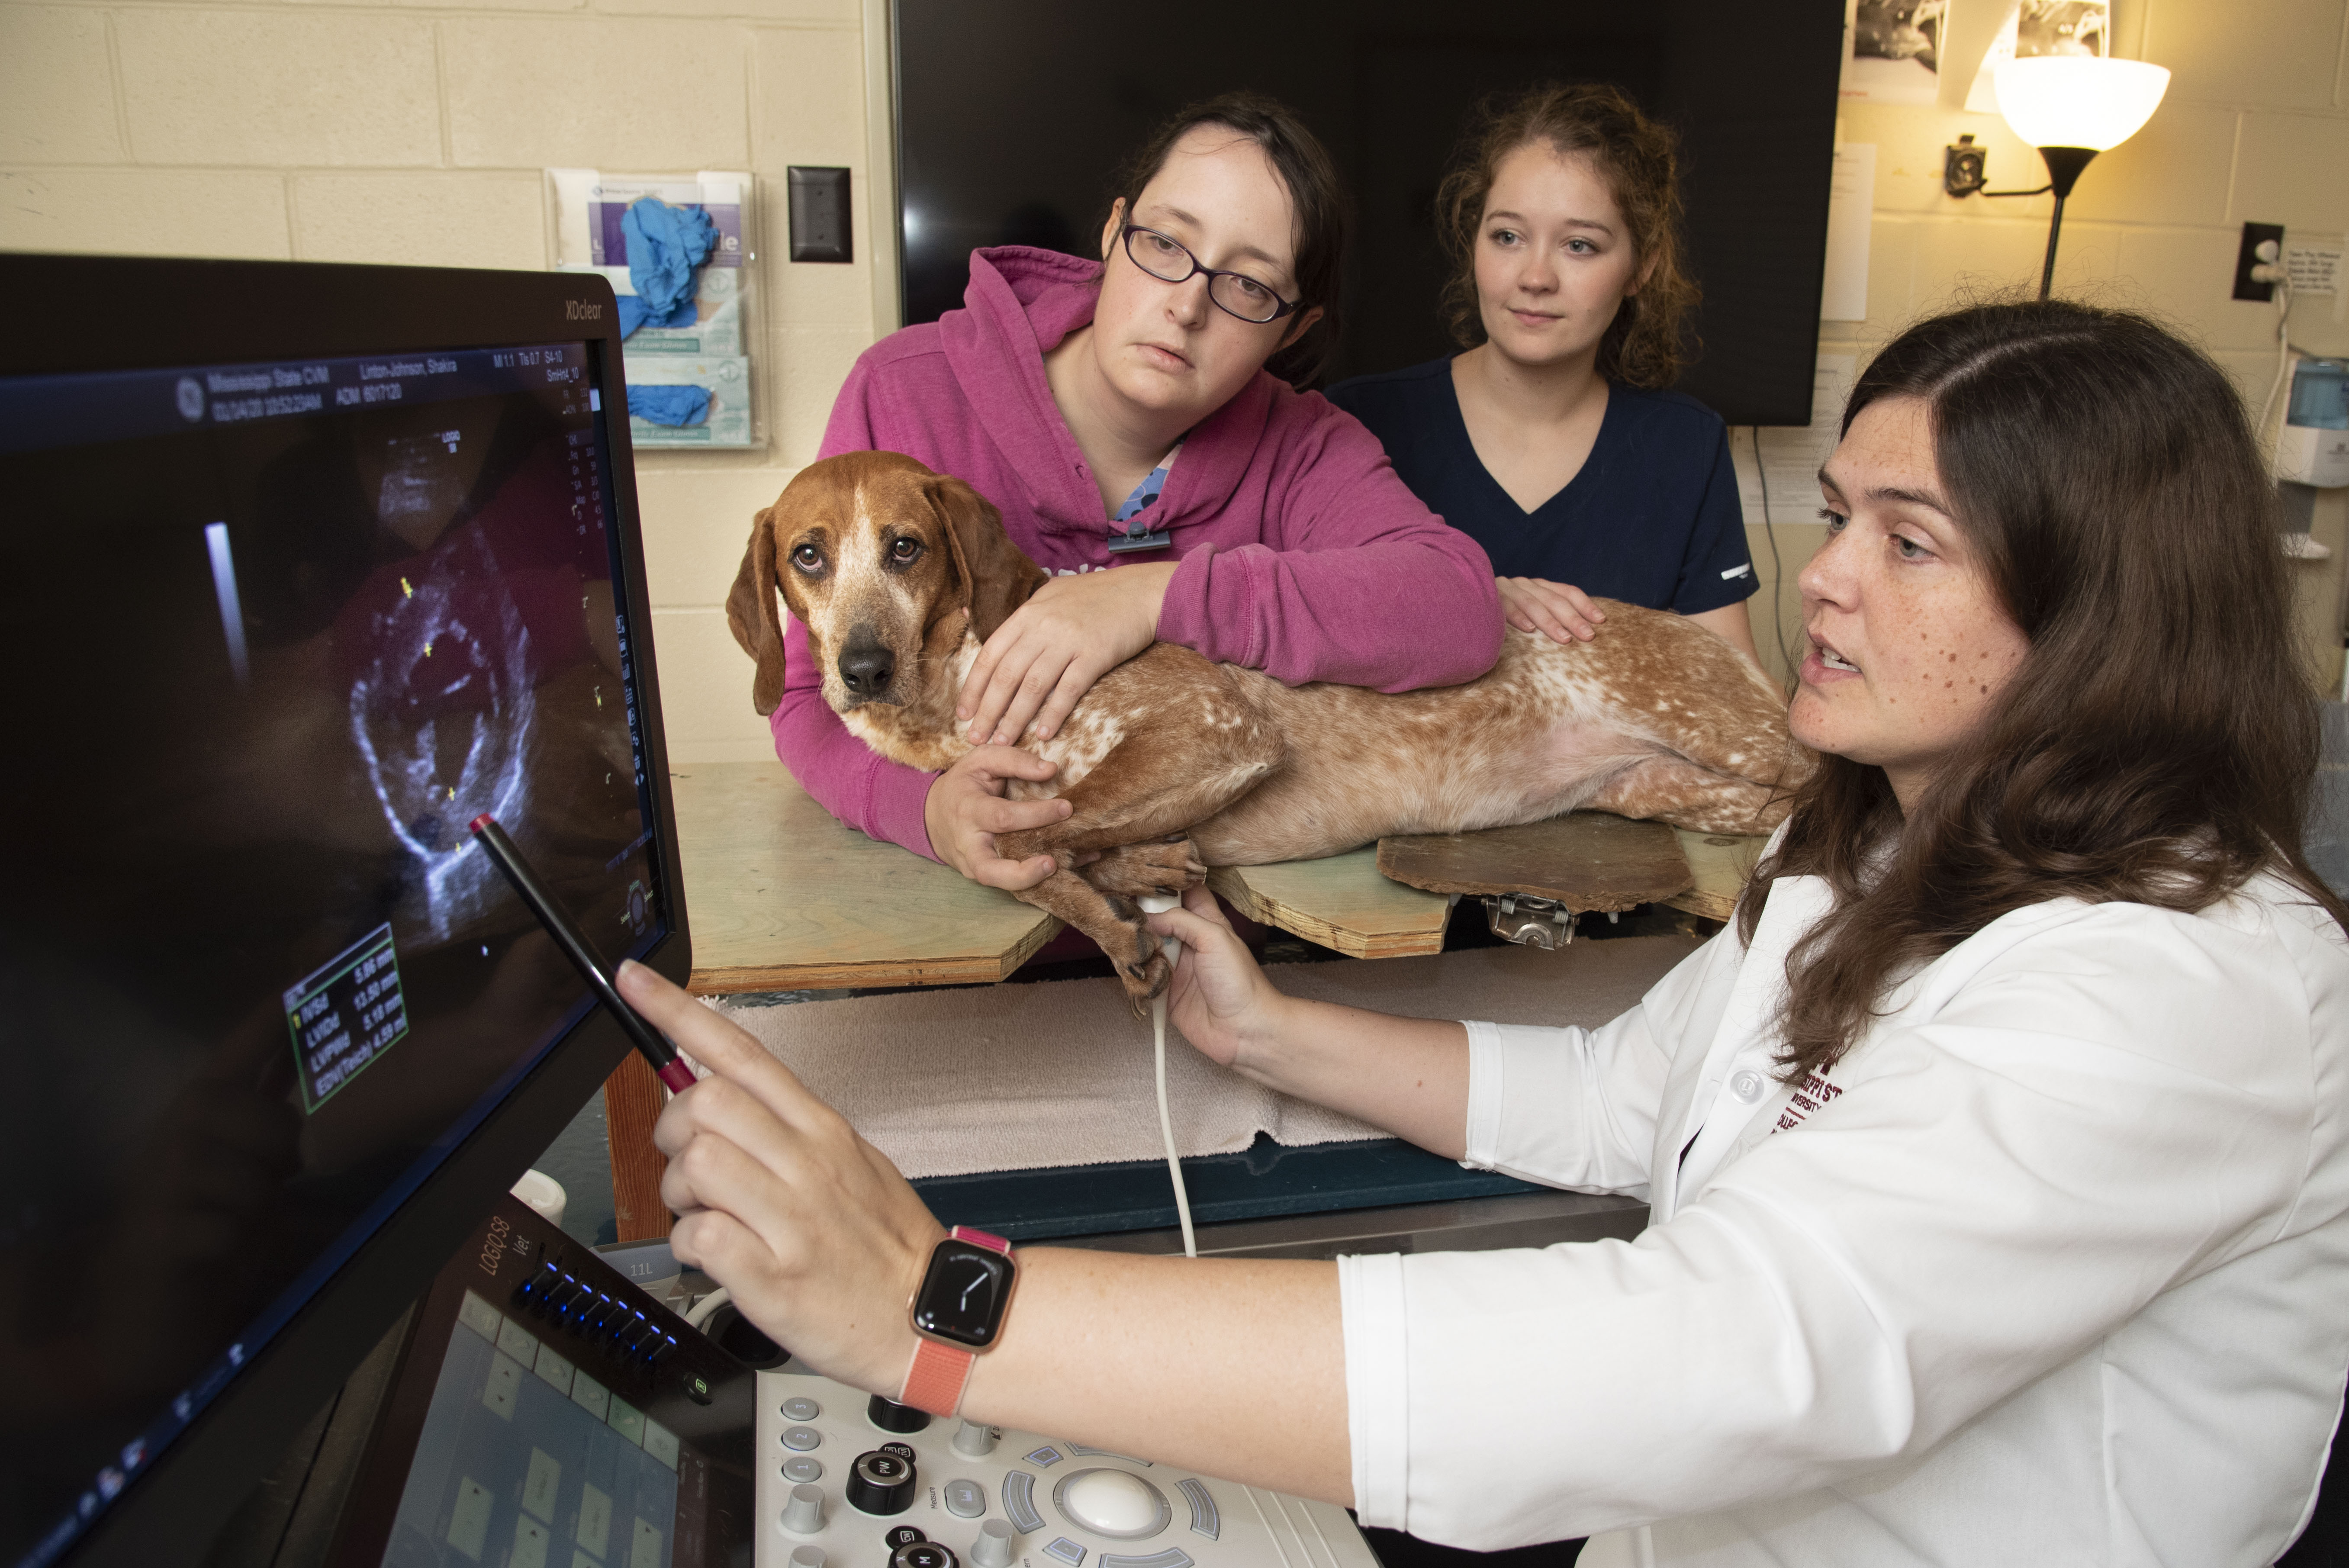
[730,451,1811,1007]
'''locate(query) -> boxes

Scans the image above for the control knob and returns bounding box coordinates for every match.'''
[846,1449,919,1516]
[781,1482,825,1535]
[951,1418,998,1457]
[867,1394,931,1433]
[893,1544,958,1568]
[969,1520,1015,1568]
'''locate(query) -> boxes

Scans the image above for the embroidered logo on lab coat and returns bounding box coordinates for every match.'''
[1772,1070,1843,1133]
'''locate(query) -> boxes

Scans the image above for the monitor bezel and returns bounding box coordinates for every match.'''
[0,252,694,1568]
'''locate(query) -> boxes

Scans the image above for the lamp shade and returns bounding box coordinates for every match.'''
[1994,56,2170,151]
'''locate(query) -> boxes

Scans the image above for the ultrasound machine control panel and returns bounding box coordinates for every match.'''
[339,1195,1374,1568]
[334,1195,760,1568]
[751,1373,1376,1568]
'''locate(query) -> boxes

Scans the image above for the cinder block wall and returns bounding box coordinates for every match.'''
[0,0,879,765]
[1750,0,2349,690]
[3,0,2347,733]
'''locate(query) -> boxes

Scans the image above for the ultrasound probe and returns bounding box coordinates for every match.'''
[469,813,698,1093]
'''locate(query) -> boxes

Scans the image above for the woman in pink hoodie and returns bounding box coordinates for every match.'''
[776,93,1506,889]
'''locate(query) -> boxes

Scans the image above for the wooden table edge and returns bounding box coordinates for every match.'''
[1661,887,1742,922]
[687,916,1065,995]
[1207,866,1448,961]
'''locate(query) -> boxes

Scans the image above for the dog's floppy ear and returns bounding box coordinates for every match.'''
[929,474,1046,642]
[726,505,788,716]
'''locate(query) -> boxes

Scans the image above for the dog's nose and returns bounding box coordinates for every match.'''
[839,645,895,695]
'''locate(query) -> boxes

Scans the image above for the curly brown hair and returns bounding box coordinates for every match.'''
[1737,298,2349,1083]
[1435,82,1697,389]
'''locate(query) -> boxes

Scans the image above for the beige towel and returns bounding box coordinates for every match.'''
[713,935,1700,1180]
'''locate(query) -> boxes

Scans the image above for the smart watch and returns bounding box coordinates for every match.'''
[901,1226,1016,1417]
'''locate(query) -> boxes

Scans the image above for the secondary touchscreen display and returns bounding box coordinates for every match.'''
[389,1292,682,1568]
[0,342,664,1567]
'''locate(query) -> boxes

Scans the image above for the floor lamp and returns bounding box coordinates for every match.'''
[1951,56,2171,300]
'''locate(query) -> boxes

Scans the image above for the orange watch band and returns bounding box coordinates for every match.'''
[901,1226,1011,1418]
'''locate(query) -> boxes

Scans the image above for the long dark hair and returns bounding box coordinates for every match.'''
[1435,82,1697,390]
[1739,299,2348,1081]
[1104,91,1349,389]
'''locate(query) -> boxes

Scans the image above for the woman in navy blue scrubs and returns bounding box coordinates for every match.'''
[1330,84,1764,669]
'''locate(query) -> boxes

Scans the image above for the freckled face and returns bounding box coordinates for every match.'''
[1791,396,2029,808]
[1473,143,1647,370]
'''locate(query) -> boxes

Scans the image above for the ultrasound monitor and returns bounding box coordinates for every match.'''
[0,255,690,1568]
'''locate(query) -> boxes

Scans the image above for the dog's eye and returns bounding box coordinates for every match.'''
[790,544,823,572]
[889,538,922,564]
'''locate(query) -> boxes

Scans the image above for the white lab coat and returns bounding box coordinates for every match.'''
[1339,868,2349,1564]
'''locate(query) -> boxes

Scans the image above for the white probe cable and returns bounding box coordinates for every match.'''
[1136,893,1197,1258]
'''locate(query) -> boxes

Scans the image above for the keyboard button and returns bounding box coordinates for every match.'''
[1175,1479,1218,1541]
[1002,1470,1045,1534]
[570,1371,609,1422]
[530,1344,574,1397]
[495,1317,540,1366]
[1043,1540,1085,1566]
[944,1479,985,1518]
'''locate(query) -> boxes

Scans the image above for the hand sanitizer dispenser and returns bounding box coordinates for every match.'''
[2279,359,2349,488]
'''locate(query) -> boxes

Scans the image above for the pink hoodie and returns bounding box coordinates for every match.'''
[774,246,1504,857]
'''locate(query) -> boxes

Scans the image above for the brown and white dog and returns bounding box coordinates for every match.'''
[730,451,1808,1006]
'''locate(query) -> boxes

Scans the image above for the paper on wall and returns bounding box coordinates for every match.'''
[1963,1,2110,112]
[1842,0,1941,106]
[2284,244,2341,296]
[1731,354,1858,526]
[1822,145,1876,322]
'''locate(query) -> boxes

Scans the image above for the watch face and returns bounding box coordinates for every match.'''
[913,1240,1013,1349]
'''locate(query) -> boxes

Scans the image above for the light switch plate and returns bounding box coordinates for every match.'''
[788,167,853,264]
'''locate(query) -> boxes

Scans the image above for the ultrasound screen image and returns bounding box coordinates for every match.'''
[0,342,665,1566]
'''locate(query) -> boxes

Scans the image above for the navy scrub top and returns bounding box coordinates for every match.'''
[1326,357,1757,616]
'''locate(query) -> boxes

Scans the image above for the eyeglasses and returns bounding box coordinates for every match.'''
[1118,224,1301,325]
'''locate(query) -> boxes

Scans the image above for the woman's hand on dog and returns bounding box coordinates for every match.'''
[1498,576,1607,643]
[1148,887,1296,1076]
[925,747,1074,889]
[960,561,1177,747]
[624,960,944,1393]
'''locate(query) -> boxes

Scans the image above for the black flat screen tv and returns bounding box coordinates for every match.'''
[0,255,691,1568]
[892,0,1845,426]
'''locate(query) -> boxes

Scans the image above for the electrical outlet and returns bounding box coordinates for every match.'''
[788,167,853,264]
[2234,221,2285,302]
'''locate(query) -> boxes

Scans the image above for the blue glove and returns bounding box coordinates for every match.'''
[618,196,717,339]
[617,294,697,337]
[627,385,711,426]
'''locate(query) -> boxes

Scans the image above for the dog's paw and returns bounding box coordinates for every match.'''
[1080,838,1208,898]
[1117,946,1174,1015]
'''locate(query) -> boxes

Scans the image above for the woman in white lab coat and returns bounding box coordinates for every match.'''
[623,299,2349,1565]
